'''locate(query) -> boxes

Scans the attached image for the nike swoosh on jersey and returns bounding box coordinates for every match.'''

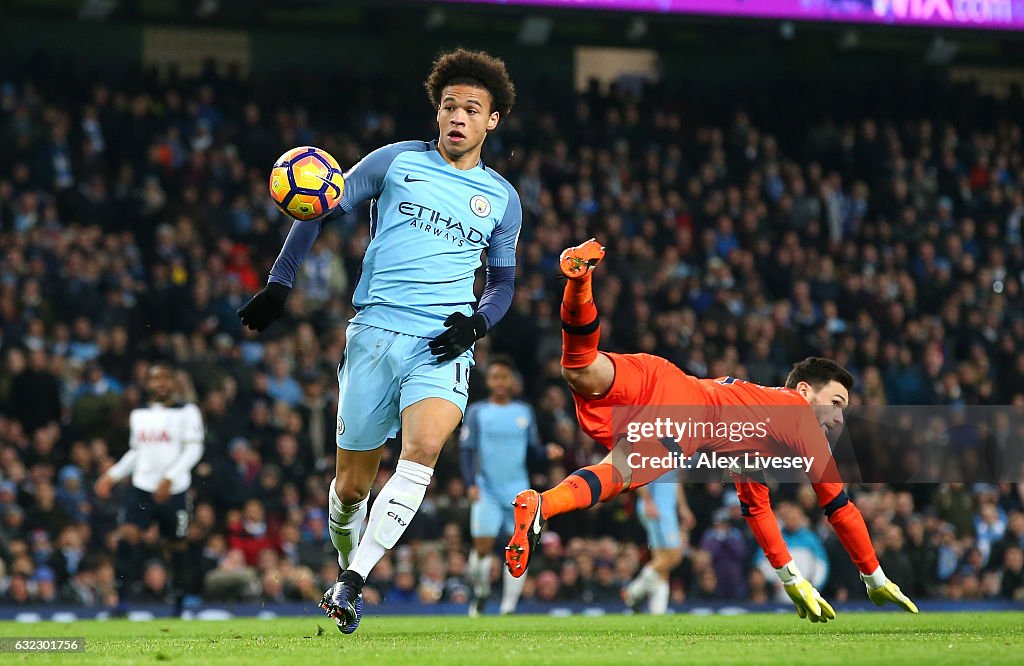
[404,174,429,183]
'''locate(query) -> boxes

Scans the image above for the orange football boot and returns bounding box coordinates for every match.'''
[558,238,605,279]
[505,489,545,578]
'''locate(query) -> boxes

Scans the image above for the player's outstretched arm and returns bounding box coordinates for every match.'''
[732,473,835,622]
[811,482,918,613]
[240,142,419,333]
[238,219,319,332]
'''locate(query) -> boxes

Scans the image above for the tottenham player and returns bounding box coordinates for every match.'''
[505,240,918,622]
[460,356,561,616]
[94,363,204,616]
[237,49,521,634]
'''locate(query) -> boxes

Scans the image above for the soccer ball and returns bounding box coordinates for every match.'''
[269,146,345,221]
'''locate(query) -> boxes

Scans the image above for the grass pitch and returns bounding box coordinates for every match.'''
[1,612,1021,665]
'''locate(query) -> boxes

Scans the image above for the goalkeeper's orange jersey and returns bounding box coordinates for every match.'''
[571,351,878,574]
[572,352,839,481]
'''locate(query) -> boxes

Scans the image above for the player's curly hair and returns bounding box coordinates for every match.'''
[785,357,854,391]
[425,48,516,120]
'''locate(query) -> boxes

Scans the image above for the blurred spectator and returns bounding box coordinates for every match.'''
[9,349,61,433]
[699,507,748,599]
[759,502,829,602]
[227,500,280,567]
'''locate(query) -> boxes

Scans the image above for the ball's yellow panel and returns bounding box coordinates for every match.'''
[268,166,291,203]
[291,155,329,191]
[286,193,323,221]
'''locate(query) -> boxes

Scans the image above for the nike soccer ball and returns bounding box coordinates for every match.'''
[269,146,345,221]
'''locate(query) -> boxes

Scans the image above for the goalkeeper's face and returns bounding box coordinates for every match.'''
[797,379,849,439]
[436,84,499,161]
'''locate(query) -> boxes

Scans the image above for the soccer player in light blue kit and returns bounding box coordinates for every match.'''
[460,356,561,616]
[623,471,693,615]
[237,49,521,634]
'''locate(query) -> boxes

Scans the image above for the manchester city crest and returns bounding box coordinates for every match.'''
[470,194,491,217]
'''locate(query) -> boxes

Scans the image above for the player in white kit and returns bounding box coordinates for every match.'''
[94,363,205,615]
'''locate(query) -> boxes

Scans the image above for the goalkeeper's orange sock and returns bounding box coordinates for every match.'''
[561,273,600,369]
[541,463,623,520]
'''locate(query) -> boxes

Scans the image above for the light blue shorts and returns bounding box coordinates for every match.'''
[470,491,515,539]
[637,487,682,551]
[336,322,473,451]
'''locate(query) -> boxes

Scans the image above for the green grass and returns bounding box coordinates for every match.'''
[0,612,1021,665]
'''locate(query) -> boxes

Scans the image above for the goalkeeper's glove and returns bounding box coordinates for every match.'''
[429,312,487,362]
[238,282,290,332]
[860,566,919,613]
[776,561,836,623]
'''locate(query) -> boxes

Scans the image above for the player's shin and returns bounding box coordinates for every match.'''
[499,566,526,614]
[170,547,188,615]
[469,550,493,598]
[347,460,433,581]
[561,275,600,369]
[115,537,143,591]
[540,464,624,520]
[328,478,368,569]
[625,563,659,605]
[648,579,670,615]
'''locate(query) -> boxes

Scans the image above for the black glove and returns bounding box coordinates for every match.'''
[237,282,290,332]
[429,312,487,362]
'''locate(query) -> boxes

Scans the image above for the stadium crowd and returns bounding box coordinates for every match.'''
[1,58,1024,610]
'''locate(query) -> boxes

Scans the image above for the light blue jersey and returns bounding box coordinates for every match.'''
[461,400,538,500]
[461,399,539,538]
[339,140,522,338]
[637,470,682,550]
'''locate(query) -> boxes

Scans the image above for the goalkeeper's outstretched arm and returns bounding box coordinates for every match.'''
[731,473,835,623]
[812,481,918,613]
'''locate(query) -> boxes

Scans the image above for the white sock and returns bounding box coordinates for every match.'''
[348,460,433,580]
[649,579,670,615]
[469,551,493,598]
[499,566,526,614]
[626,564,658,602]
[328,478,368,570]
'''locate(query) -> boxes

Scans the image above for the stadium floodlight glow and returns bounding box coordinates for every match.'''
[925,35,959,64]
[78,0,119,20]
[838,28,860,51]
[424,7,447,30]
[626,18,648,41]
[197,0,221,18]
[519,16,553,45]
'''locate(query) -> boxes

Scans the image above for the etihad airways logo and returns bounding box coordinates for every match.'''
[399,201,486,248]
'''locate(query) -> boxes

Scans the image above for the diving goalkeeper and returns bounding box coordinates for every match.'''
[505,239,918,622]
